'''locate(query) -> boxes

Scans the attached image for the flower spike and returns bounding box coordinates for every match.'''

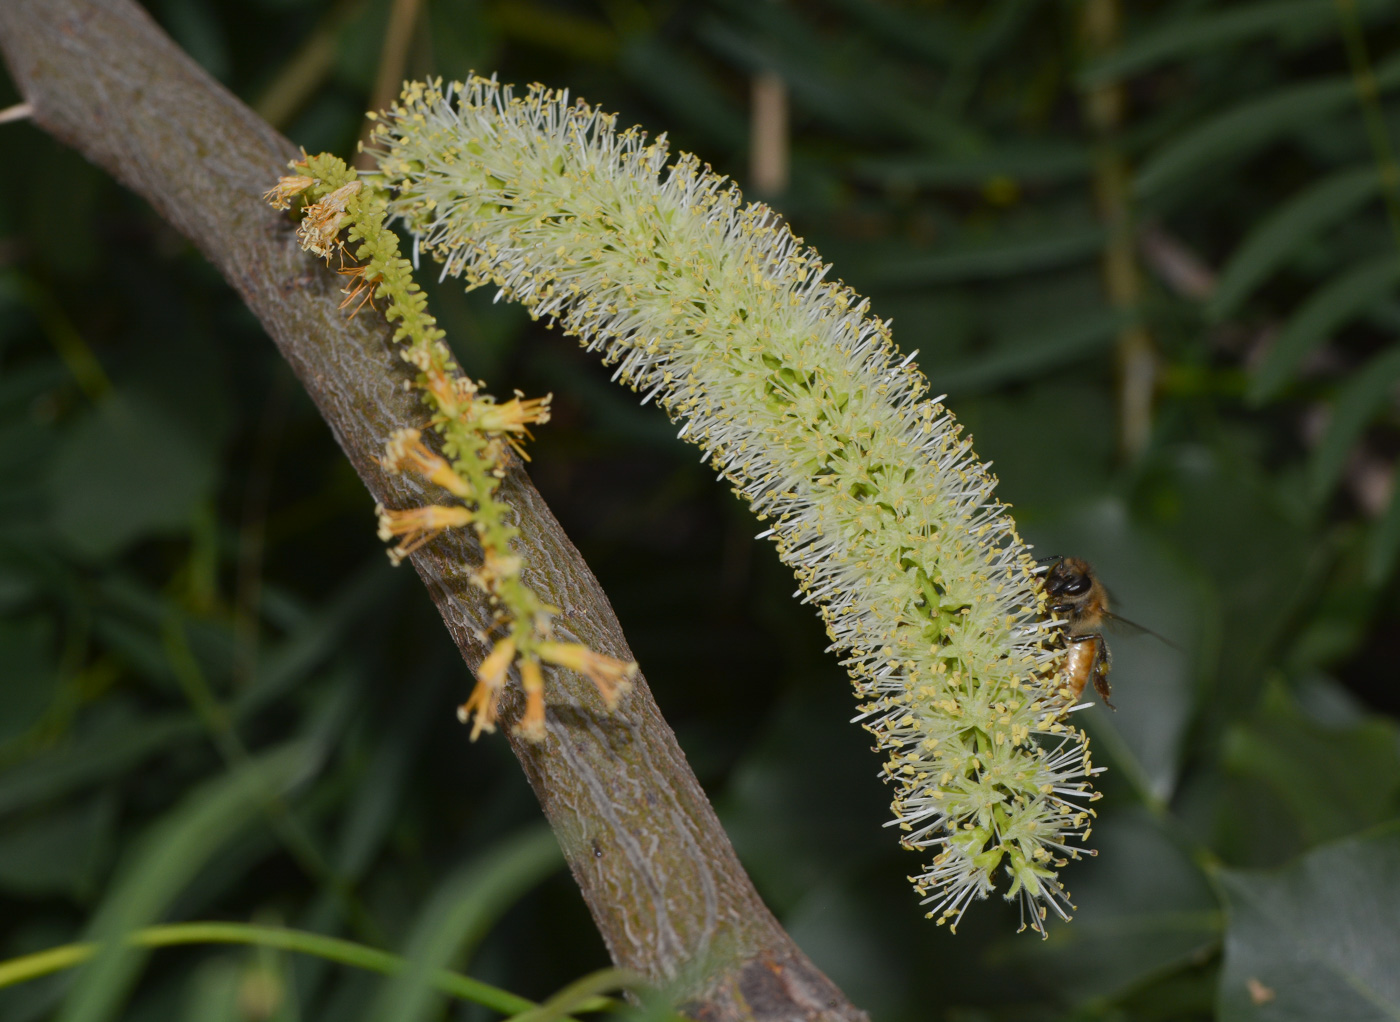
[363,75,1100,935]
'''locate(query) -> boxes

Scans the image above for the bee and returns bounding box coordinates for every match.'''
[1041,556,1116,709]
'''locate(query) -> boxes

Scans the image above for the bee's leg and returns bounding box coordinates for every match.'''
[1087,634,1115,710]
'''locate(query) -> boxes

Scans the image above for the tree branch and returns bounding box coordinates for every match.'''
[0,1,866,1018]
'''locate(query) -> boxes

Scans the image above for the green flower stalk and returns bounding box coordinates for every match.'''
[361,77,1100,936]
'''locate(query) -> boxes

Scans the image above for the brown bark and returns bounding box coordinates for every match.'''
[0,2,866,1019]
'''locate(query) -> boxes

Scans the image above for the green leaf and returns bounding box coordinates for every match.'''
[56,744,313,1022]
[0,797,114,899]
[1136,54,1400,196]
[1012,810,1220,1004]
[934,307,1121,393]
[0,559,38,613]
[853,142,1091,189]
[0,713,200,817]
[178,957,243,1022]
[361,824,564,1022]
[696,17,890,139]
[328,700,427,882]
[0,365,66,433]
[0,270,27,344]
[1210,167,1383,323]
[158,0,231,81]
[619,38,745,148]
[1306,344,1400,507]
[781,883,905,1019]
[0,615,55,746]
[1366,476,1400,585]
[865,226,1103,286]
[1248,254,1400,404]
[47,394,217,560]
[1223,681,1400,848]
[490,1,618,63]
[234,559,396,716]
[1079,1,1338,87]
[504,968,643,1022]
[698,1,985,148]
[821,0,967,63]
[1218,828,1400,1021]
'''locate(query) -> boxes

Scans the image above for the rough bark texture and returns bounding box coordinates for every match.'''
[0,2,868,1019]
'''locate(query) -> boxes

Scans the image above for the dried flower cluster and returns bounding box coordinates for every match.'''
[266,153,635,742]
[353,77,1102,935]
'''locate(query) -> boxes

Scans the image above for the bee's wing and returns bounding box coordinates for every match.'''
[1103,611,1179,650]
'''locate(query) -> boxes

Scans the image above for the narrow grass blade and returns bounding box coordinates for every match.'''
[1306,345,1400,508]
[1136,54,1400,197]
[0,714,200,816]
[1366,478,1400,585]
[935,307,1121,393]
[853,142,1091,189]
[866,226,1103,286]
[1248,254,1400,404]
[503,968,645,1022]
[55,743,314,1022]
[1211,167,1381,323]
[362,823,564,1022]
[236,559,395,716]
[1079,1,1336,87]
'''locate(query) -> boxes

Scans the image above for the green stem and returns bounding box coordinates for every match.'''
[504,967,647,1022]
[0,921,610,1018]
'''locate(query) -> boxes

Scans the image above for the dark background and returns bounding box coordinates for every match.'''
[2,1,1399,1020]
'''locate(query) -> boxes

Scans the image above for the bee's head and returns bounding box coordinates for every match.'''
[1043,557,1095,608]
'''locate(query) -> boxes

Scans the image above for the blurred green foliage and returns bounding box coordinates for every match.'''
[3,1,1400,1019]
